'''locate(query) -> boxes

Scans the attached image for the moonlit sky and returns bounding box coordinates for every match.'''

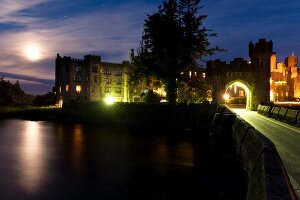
[0,0,299,94]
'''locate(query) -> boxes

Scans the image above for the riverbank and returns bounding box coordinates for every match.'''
[0,102,217,129]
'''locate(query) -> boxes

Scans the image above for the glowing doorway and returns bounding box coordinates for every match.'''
[225,80,252,110]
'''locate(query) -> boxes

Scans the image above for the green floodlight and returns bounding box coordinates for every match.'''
[104,96,115,105]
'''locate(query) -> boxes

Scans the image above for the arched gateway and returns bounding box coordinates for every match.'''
[225,80,252,110]
[206,39,273,110]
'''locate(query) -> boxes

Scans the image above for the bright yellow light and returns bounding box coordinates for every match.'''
[223,93,230,101]
[76,85,81,93]
[25,45,41,61]
[104,96,115,105]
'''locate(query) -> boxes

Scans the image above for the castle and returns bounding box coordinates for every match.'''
[55,39,300,107]
[55,54,131,106]
[270,54,300,101]
[206,38,300,108]
[206,39,273,109]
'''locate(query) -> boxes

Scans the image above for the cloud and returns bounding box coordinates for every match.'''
[0,71,54,94]
[0,0,157,82]
[0,71,54,85]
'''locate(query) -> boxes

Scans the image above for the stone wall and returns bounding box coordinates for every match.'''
[212,106,296,199]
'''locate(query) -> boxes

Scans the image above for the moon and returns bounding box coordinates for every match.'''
[25,45,41,61]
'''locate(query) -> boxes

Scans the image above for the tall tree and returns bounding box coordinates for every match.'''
[131,0,215,104]
[179,0,216,67]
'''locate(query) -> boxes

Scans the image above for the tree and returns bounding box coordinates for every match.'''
[0,78,33,106]
[179,0,216,67]
[142,89,161,103]
[177,77,210,103]
[33,92,56,106]
[131,0,216,104]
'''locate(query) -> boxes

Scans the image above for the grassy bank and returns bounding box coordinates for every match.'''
[0,102,217,129]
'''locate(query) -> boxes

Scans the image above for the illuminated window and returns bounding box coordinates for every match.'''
[76,85,82,94]
[239,90,244,97]
[66,84,69,92]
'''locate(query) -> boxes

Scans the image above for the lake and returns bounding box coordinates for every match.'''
[0,119,238,200]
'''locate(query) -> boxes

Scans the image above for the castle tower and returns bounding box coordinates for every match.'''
[249,39,273,108]
[270,54,277,72]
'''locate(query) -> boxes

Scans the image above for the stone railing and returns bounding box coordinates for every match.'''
[212,106,297,200]
[257,105,300,126]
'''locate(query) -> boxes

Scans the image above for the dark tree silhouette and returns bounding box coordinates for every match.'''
[0,78,33,106]
[131,0,216,104]
[142,89,161,104]
[33,92,56,106]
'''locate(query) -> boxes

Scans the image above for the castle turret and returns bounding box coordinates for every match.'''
[249,38,273,107]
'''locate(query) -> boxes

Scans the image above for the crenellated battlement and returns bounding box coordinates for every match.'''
[249,38,274,60]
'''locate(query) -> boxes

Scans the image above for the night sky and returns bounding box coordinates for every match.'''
[0,0,299,94]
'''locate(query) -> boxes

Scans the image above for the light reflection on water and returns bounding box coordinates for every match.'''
[19,121,45,193]
[0,119,208,199]
[72,124,83,176]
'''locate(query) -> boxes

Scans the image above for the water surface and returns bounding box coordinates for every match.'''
[0,119,227,200]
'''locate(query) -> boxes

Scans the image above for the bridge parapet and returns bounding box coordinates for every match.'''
[213,106,297,200]
[232,119,253,158]
[271,106,281,119]
[257,104,300,126]
[278,107,288,121]
[285,109,299,124]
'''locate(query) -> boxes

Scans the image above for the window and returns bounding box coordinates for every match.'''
[115,68,122,76]
[66,84,69,92]
[76,85,82,94]
[115,87,122,94]
[75,66,82,73]
[105,87,111,93]
[74,66,82,82]
[104,68,111,75]
[74,75,82,82]
[106,78,112,84]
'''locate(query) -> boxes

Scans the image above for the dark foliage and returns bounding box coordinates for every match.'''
[33,92,56,106]
[131,0,217,104]
[142,89,161,103]
[177,77,210,103]
[0,78,33,106]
